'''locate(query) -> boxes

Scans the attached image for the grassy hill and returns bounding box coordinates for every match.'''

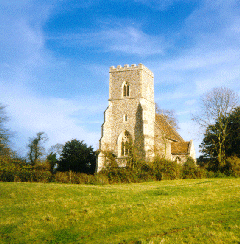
[0,178,240,243]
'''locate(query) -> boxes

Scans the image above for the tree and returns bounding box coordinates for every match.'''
[200,106,240,171]
[47,143,64,173]
[0,104,11,156]
[47,153,58,174]
[225,107,240,158]
[155,103,180,158]
[48,143,63,159]
[156,103,179,130]
[27,132,48,166]
[194,87,239,167]
[57,139,96,174]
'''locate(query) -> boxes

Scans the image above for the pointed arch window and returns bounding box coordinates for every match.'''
[123,83,130,97]
[121,131,131,156]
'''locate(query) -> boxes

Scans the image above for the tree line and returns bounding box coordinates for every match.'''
[0,86,240,183]
[0,104,97,176]
[27,133,96,174]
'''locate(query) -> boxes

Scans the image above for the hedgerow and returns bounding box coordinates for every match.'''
[1,154,239,184]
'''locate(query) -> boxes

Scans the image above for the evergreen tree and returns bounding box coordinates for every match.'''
[57,139,96,174]
[225,107,240,158]
[200,106,240,171]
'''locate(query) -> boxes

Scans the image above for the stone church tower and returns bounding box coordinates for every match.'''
[97,64,196,172]
[97,64,155,171]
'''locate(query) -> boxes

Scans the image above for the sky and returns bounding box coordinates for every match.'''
[1,0,240,158]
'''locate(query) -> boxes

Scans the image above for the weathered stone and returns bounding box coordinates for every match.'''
[97,64,196,172]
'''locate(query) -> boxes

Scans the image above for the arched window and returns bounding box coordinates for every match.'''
[121,131,131,156]
[123,83,129,97]
[117,130,132,157]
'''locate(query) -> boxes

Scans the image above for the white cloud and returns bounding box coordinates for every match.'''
[157,49,240,72]
[1,0,240,159]
[0,1,104,154]
[48,26,167,56]
[2,83,102,154]
[134,0,193,11]
[184,99,197,106]
[149,0,240,99]
[0,2,49,68]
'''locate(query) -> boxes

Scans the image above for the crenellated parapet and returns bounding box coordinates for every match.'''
[109,63,154,78]
[97,63,196,172]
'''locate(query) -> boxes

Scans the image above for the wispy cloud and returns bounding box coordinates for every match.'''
[2,83,102,153]
[134,0,195,11]
[0,1,105,154]
[1,0,240,158]
[47,26,168,56]
[150,0,240,94]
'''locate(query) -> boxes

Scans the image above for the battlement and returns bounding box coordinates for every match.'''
[109,63,154,77]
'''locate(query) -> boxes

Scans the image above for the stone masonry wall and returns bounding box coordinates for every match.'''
[98,64,155,171]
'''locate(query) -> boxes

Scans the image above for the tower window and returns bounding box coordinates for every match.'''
[123,83,129,97]
[123,114,127,122]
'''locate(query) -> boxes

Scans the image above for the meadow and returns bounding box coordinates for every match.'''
[0,178,240,244]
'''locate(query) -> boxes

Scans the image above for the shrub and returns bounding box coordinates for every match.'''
[153,157,180,180]
[101,167,125,183]
[195,167,207,179]
[225,156,240,177]
[206,170,215,178]
[34,160,51,172]
[94,174,109,184]
[0,156,23,182]
[55,171,70,183]
[54,171,107,184]
[100,160,157,184]
[205,170,228,178]
[33,170,53,182]
[181,157,198,179]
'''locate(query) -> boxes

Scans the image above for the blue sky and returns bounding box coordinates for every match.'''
[1,0,240,157]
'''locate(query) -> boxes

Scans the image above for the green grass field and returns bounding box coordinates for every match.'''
[0,178,240,243]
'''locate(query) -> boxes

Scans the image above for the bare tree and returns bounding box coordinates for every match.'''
[155,103,179,130]
[48,143,63,160]
[193,87,239,166]
[155,104,180,159]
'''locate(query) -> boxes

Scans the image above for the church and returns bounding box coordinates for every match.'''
[97,64,196,172]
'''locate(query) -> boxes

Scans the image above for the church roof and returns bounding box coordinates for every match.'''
[171,141,190,155]
[155,114,184,142]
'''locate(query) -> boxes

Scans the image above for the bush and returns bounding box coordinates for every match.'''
[54,171,108,184]
[0,168,53,183]
[181,157,199,179]
[101,167,127,183]
[225,156,240,177]
[94,174,109,184]
[55,171,70,183]
[100,160,158,184]
[153,157,180,180]
[195,167,207,179]
[0,156,23,182]
[132,161,156,182]
[32,170,53,182]
[205,170,228,178]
